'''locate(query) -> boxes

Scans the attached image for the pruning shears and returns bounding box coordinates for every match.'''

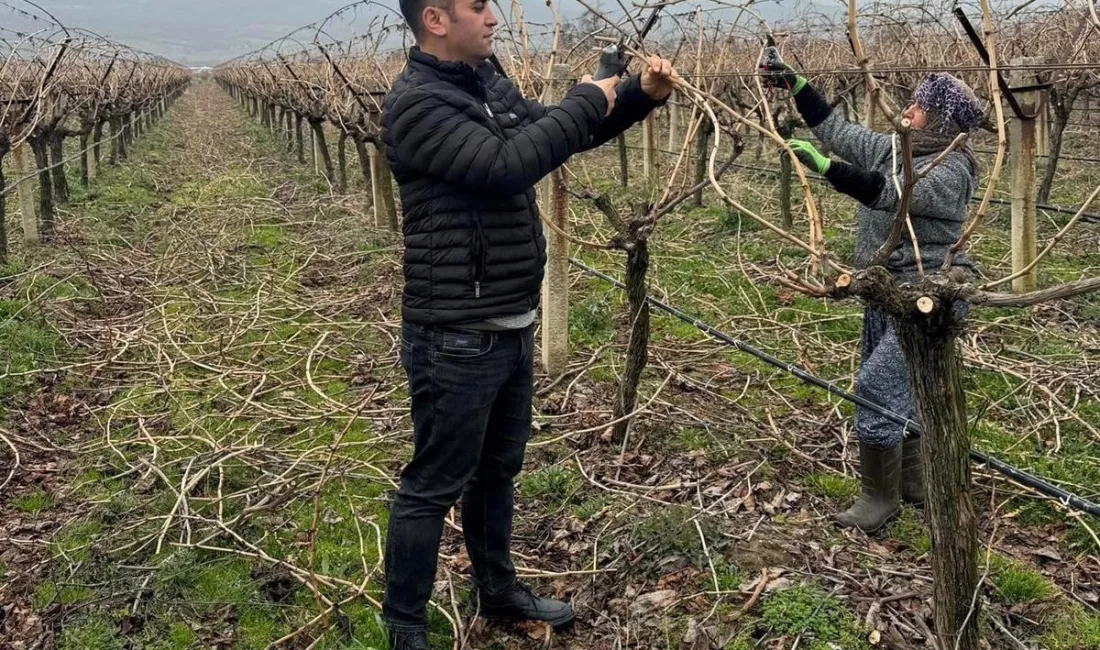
[593,6,664,80]
[762,32,781,98]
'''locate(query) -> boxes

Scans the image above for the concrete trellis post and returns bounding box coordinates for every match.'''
[540,65,572,377]
[12,144,38,246]
[368,111,397,231]
[1008,58,1045,293]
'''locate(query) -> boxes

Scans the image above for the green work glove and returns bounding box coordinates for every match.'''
[759,49,807,94]
[787,139,831,174]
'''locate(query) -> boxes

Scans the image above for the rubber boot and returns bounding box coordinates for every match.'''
[900,436,924,505]
[836,442,902,533]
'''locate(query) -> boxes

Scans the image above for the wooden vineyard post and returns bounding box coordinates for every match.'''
[692,121,711,208]
[666,93,679,157]
[368,111,398,231]
[779,154,793,230]
[352,137,374,213]
[617,134,629,188]
[642,111,659,190]
[0,158,5,263]
[778,118,795,230]
[337,132,348,194]
[311,127,320,175]
[295,112,305,163]
[13,144,38,246]
[1036,92,1050,157]
[540,64,571,377]
[86,136,97,183]
[1009,58,1043,293]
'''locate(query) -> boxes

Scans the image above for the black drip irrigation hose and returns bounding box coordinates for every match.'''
[569,257,1100,518]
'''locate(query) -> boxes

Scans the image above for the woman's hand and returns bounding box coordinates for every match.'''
[760,50,804,93]
[787,139,831,174]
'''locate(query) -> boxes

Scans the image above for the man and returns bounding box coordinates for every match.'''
[381,0,677,646]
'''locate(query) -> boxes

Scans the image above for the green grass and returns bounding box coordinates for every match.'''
[33,581,98,608]
[989,555,1056,605]
[886,507,931,555]
[172,170,266,207]
[713,560,744,591]
[761,582,871,650]
[520,464,580,511]
[0,296,66,400]
[247,224,287,250]
[674,426,712,451]
[804,472,860,500]
[167,621,199,649]
[722,629,755,650]
[569,288,618,346]
[1038,606,1100,650]
[632,504,718,571]
[572,495,611,521]
[13,489,50,515]
[58,616,125,650]
[53,520,104,564]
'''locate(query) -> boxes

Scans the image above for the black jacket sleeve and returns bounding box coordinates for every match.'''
[387,82,609,195]
[824,160,886,207]
[517,74,667,151]
[585,74,667,149]
[792,82,833,128]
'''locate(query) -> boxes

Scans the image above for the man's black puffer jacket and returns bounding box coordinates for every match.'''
[384,47,663,326]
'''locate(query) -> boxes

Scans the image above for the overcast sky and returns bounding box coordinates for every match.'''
[37,0,832,66]
[37,0,1047,67]
[44,0,366,66]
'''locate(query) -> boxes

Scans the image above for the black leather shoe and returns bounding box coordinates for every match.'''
[388,629,431,650]
[476,582,575,630]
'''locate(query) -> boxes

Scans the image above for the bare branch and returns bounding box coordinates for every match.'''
[968,276,1100,307]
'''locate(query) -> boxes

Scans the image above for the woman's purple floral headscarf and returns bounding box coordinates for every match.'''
[913,73,983,134]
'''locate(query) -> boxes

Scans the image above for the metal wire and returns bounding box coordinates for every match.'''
[618,143,1100,222]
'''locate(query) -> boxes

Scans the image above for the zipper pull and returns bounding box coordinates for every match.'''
[475,282,481,298]
[484,103,493,117]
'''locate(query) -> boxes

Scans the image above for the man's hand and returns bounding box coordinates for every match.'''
[787,139,831,174]
[760,50,804,93]
[640,56,677,100]
[580,74,618,116]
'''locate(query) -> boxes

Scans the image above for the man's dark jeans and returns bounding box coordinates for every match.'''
[383,320,535,632]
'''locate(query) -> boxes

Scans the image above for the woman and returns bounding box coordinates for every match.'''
[761,54,983,532]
